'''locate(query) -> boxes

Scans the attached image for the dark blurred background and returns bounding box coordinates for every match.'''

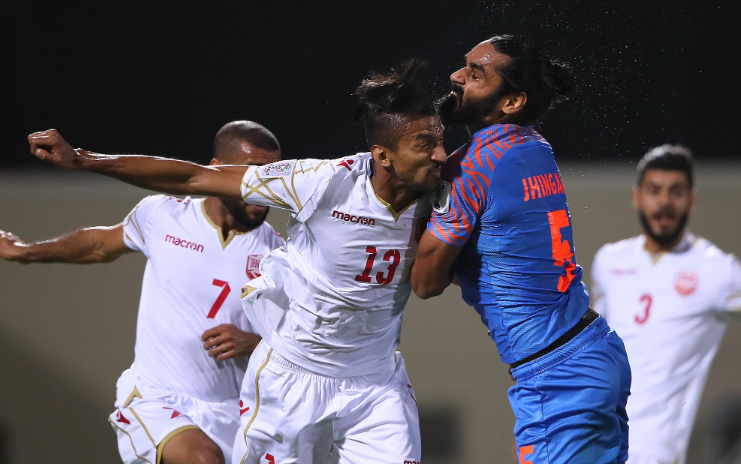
[2,0,739,167]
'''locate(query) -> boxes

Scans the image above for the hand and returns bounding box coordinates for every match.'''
[28,129,81,169]
[201,324,261,361]
[0,230,26,262]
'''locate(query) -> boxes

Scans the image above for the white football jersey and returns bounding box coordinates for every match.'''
[238,154,432,377]
[591,232,741,463]
[122,195,284,402]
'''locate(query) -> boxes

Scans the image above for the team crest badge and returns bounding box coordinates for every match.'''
[260,161,294,178]
[431,180,451,214]
[675,271,699,296]
[246,254,264,280]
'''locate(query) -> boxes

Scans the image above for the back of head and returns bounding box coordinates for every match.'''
[354,59,436,150]
[637,144,694,188]
[489,35,574,125]
[213,121,281,163]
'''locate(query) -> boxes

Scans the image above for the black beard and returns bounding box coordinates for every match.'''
[221,198,269,230]
[436,85,508,127]
[639,211,689,247]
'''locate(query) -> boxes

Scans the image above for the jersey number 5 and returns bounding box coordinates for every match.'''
[355,246,401,285]
[547,210,577,292]
[207,279,231,318]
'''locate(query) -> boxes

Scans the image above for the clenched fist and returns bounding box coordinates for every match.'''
[28,129,83,169]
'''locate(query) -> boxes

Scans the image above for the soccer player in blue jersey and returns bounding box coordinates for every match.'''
[411,35,631,464]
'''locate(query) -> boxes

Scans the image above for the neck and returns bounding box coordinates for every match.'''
[643,230,685,253]
[203,197,251,241]
[370,162,422,213]
[466,114,516,136]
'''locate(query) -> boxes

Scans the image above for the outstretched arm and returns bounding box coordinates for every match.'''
[0,224,133,264]
[28,129,245,200]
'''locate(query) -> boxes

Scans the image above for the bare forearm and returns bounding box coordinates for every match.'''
[75,150,235,198]
[4,227,128,264]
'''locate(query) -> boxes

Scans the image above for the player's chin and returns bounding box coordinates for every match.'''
[417,177,441,194]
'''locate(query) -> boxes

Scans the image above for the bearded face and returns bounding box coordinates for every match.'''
[221,198,269,230]
[436,83,508,127]
[633,169,694,249]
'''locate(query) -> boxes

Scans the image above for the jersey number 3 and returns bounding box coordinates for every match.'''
[547,210,577,292]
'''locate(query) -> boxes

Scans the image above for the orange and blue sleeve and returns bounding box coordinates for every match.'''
[428,148,493,246]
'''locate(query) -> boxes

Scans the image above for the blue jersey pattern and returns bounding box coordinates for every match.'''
[429,124,590,364]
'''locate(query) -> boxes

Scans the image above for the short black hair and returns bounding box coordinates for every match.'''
[637,144,694,188]
[354,59,436,150]
[488,35,574,126]
[213,121,280,162]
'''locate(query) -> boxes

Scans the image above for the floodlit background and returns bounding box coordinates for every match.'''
[1,1,740,463]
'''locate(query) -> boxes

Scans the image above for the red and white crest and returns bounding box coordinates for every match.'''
[246,254,264,280]
[675,271,699,296]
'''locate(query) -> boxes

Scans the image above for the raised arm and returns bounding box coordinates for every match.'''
[0,225,133,264]
[28,129,245,201]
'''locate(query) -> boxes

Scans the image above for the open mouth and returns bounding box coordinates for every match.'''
[653,213,676,227]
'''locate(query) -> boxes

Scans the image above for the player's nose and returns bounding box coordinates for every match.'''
[450,68,465,85]
[431,145,447,163]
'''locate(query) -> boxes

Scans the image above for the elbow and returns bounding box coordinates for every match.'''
[411,279,446,300]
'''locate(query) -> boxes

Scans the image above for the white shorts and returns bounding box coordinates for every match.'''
[233,341,421,464]
[109,369,240,464]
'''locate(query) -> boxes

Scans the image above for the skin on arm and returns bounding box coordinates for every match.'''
[411,230,463,299]
[201,324,261,361]
[28,129,246,201]
[0,224,133,264]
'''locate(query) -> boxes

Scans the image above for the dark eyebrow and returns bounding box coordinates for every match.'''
[469,61,487,75]
[413,133,441,142]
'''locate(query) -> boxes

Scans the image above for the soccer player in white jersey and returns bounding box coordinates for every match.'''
[591,145,741,464]
[26,61,445,464]
[0,121,285,464]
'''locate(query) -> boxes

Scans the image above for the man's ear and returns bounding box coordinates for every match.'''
[501,92,527,115]
[209,158,221,166]
[371,145,393,167]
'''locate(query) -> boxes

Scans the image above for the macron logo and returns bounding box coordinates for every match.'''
[332,210,375,226]
[165,234,204,253]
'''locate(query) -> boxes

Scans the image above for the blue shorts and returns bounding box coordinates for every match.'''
[508,316,631,464]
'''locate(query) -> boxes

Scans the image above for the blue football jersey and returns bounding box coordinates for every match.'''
[428,124,590,364]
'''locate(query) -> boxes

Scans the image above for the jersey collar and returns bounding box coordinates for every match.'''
[469,123,535,145]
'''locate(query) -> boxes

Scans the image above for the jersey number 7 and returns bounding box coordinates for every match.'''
[207,279,231,318]
[547,210,577,292]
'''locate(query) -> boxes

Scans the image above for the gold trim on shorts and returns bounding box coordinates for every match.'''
[156,425,201,464]
[109,418,154,464]
[240,348,273,464]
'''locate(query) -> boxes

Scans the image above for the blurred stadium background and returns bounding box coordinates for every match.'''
[1,1,740,463]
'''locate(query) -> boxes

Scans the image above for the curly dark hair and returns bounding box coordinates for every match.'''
[354,59,436,150]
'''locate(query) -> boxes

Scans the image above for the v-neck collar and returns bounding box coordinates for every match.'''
[200,200,250,250]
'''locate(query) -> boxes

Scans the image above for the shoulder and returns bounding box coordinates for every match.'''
[329,153,372,177]
[595,236,642,262]
[129,194,191,217]
[690,236,738,266]
[276,154,370,182]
